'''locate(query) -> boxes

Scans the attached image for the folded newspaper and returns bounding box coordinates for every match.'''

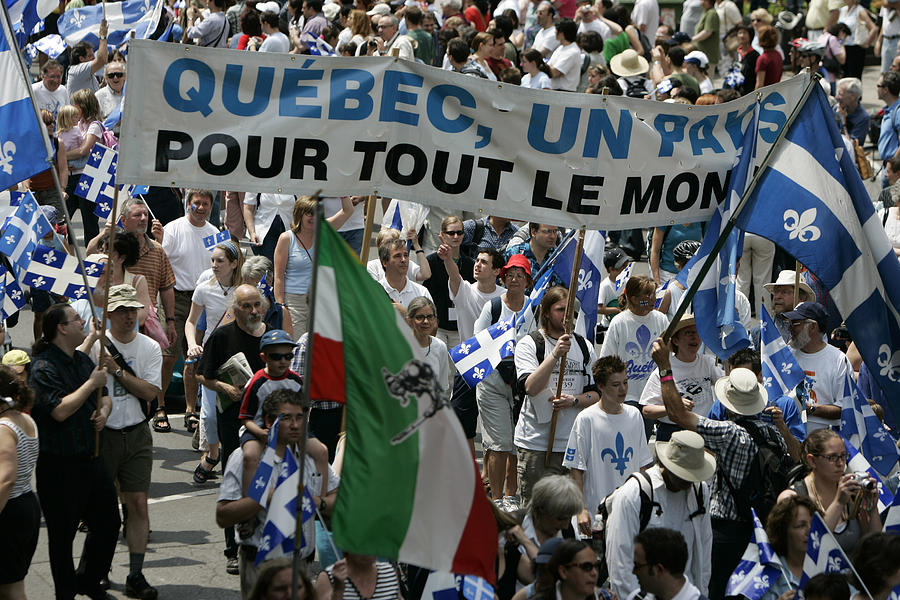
[216,352,253,412]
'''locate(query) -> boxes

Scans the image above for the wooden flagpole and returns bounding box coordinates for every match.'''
[359,195,376,263]
[793,261,802,308]
[545,226,585,466]
[93,184,120,456]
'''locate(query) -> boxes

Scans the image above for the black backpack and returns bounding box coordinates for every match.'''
[624,76,649,99]
[514,329,591,399]
[720,419,794,524]
[460,219,487,261]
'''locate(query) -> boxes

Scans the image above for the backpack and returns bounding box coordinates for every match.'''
[490,296,518,384]
[514,329,591,399]
[720,418,794,524]
[460,219,487,260]
[93,120,118,149]
[623,76,649,99]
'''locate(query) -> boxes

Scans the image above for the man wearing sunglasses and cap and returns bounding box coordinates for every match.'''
[651,339,787,600]
[605,430,713,600]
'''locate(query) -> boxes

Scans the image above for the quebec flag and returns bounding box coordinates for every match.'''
[22,244,105,299]
[255,449,316,566]
[247,416,281,506]
[737,83,900,433]
[1,266,26,319]
[58,0,164,48]
[0,190,53,271]
[450,314,516,388]
[0,10,49,192]
[840,371,899,477]
[726,509,782,600]
[844,437,894,513]
[203,230,231,250]
[552,233,602,342]
[5,0,58,44]
[759,305,805,403]
[799,512,852,588]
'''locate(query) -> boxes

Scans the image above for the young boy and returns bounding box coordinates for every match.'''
[597,247,630,343]
[238,329,328,496]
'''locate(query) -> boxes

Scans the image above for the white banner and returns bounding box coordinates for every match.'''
[119,40,811,230]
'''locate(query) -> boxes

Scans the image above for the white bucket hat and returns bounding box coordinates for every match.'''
[610,49,649,78]
[655,430,717,482]
[714,368,767,416]
[763,270,814,301]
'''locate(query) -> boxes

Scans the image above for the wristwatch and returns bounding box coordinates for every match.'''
[659,368,672,378]
[115,367,124,378]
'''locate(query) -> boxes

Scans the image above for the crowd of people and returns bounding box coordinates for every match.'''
[6,0,900,598]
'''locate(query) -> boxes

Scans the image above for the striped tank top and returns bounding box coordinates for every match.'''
[0,415,39,499]
[325,561,400,600]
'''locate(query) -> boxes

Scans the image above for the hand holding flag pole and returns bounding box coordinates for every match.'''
[661,75,823,344]
[545,227,585,466]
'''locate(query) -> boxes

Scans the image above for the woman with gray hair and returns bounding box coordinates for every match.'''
[405,296,450,394]
[242,255,293,337]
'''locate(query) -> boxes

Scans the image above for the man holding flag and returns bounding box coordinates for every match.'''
[216,389,338,595]
[66,19,107,95]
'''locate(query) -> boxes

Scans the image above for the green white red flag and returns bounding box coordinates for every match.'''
[310,220,498,582]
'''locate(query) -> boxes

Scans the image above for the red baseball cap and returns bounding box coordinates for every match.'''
[500,254,532,279]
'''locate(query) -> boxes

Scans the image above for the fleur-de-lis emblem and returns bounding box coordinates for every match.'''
[4,235,14,246]
[763,375,773,388]
[302,493,312,514]
[84,264,99,275]
[874,428,889,442]
[72,288,86,298]
[496,320,509,331]
[472,367,485,380]
[43,251,56,264]
[827,554,844,571]
[280,462,290,477]
[760,320,767,333]
[78,180,89,192]
[91,150,102,162]
[32,276,46,288]
[458,342,471,355]
[9,290,21,300]
[504,340,515,355]
[70,11,86,27]
[876,344,900,382]
[23,201,34,213]
[753,575,770,590]
[781,361,793,371]
[0,141,15,175]
[783,208,821,242]
[254,476,265,489]
[810,530,820,550]
[578,269,592,292]
[600,432,634,476]
[259,535,271,552]
[99,202,110,214]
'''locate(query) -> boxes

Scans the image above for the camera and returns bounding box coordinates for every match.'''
[853,471,876,491]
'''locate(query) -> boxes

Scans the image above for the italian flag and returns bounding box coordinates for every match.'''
[311,221,498,582]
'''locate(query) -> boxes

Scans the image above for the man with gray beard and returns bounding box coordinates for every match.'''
[783,302,852,432]
[196,284,271,574]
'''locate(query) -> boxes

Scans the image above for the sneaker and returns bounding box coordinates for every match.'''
[226,556,239,575]
[502,495,521,511]
[125,573,158,600]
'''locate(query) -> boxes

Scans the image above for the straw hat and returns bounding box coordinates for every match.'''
[655,430,717,482]
[610,49,649,78]
[763,270,814,300]
[670,313,696,337]
[714,368,767,416]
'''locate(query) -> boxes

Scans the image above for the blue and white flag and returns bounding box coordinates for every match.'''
[841,372,900,477]
[203,230,231,250]
[76,143,120,217]
[737,83,900,430]
[31,33,66,58]
[885,488,900,533]
[726,509,783,600]
[800,512,853,588]
[0,191,52,270]
[58,0,164,48]
[614,262,632,293]
[5,0,57,44]
[844,437,894,513]
[654,279,670,310]
[22,244,104,299]
[677,105,757,361]
[247,415,281,506]
[258,272,273,298]
[0,12,50,191]
[511,267,553,337]
[461,575,494,600]
[552,234,602,341]
[302,32,335,55]
[1,266,26,319]
[759,304,805,403]
[450,314,516,387]
[255,450,317,566]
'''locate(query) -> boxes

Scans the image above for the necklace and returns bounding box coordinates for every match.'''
[217,280,233,296]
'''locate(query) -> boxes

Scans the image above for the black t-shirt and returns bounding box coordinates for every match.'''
[198,322,271,381]
[422,252,474,331]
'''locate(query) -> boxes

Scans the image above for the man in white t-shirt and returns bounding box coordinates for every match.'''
[32,60,69,119]
[576,5,611,39]
[548,19,583,91]
[783,302,851,431]
[83,285,163,600]
[254,11,291,51]
[563,355,651,534]
[514,286,598,503]
[630,0,659,35]
[157,189,220,426]
[879,2,900,73]
[379,239,433,307]
[217,390,339,596]
[532,1,559,57]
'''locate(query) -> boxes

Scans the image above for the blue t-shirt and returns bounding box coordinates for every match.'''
[879,98,900,164]
[706,394,806,442]
[659,223,704,274]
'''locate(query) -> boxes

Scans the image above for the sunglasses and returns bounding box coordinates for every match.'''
[107,72,124,79]
[443,230,464,236]
[567,561,601,573]
[266,352,294,361]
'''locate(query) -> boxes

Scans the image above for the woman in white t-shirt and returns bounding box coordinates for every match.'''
[186,240,243,484]
[520,48,553,89]
[639,314,723,442]
[406,297,450,394]
[599,275,670,415]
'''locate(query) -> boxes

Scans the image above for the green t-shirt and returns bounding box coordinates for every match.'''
[603,32,632,65]
[694,8,720,63]
[407,29,434,66]
[670,72,701,96]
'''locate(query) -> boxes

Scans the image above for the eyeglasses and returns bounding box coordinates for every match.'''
[443,230,464,236]
[106,72,124,79]
[567,561,601,573]
[413,314,436,322]
[814,453,848,464]
[266,352,294,361]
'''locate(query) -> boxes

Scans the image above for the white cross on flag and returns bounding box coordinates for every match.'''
[0,190,52,270]
[21,244,104,298]
[77,143,117,207]
[0,266,26,319]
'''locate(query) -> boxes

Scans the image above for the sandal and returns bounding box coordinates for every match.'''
[193,454,220,484]
[152,408,172,433]
[184,412,200,433]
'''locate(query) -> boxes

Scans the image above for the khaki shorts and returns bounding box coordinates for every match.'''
[516,447,567,504]
[100,422,153,493]
[162,289,194,358]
